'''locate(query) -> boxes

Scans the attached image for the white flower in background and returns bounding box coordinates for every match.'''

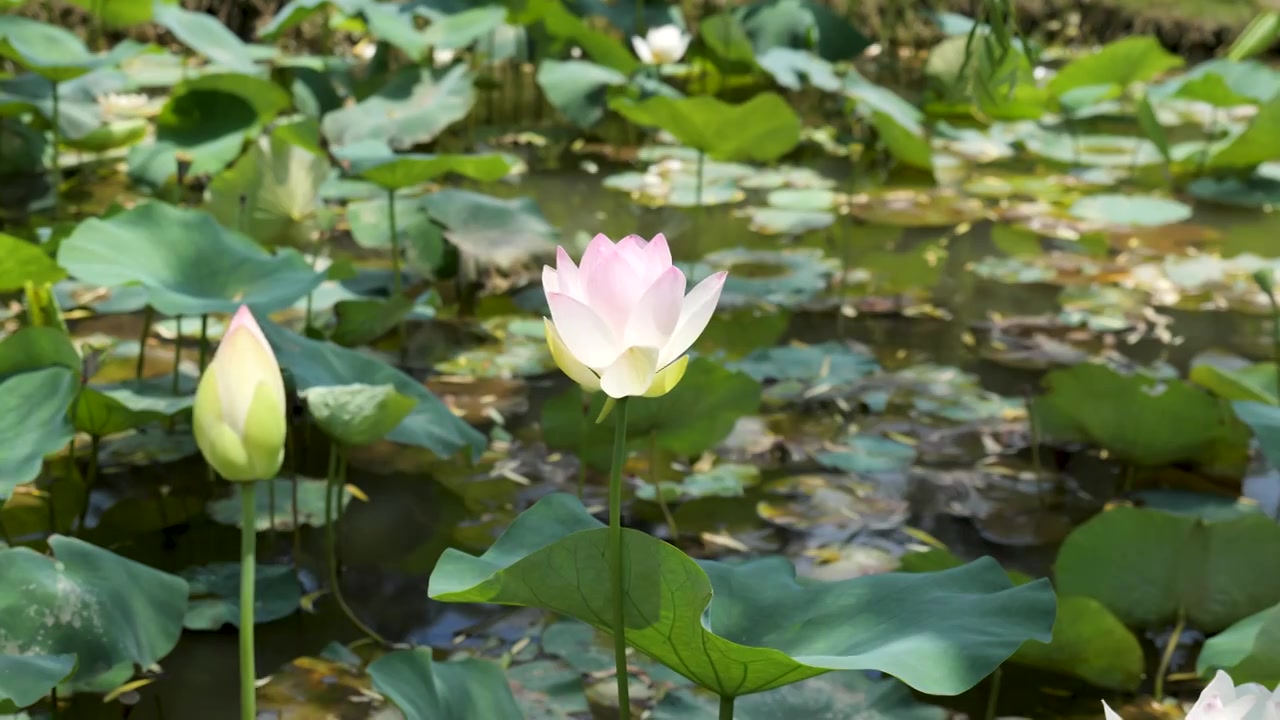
[631,24,691,65]
[1102,672,1274,720]
[432,47,457,68]
[96,92,150,119]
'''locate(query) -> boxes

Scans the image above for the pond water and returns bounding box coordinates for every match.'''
[43,157,1280,719]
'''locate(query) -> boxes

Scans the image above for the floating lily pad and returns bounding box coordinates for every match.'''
[1197,601,1280,686]
[207,477,351,531]
[738,207,836,235]
[846,188,986,227]
[540,620,688,686]
[758,473,909,543]
[182,563,302,630]
[0,367,77,497]
[1033,363,1243,467]
[0,535,188,684]
[57,202,324,316]
[1188,174,1280,209]
[368,649,523,720]
[434,316,554,379]
[1068,194,1193,228]
[429,493,1056,697]
[815,434,917,476]
[683,248,836,309]
[731,341,880,405]
[322,65,475,150]
[1056,505,1280,632]
[738,165,835,190]
[260,320,485,460]
[637,463,761,503]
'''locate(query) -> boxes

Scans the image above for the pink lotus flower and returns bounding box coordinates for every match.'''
[542,233,726,399]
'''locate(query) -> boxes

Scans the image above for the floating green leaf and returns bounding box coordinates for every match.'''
[182,563,301,630]
[430,494,1056,697]
[259,320,485,460]
[57,202,324,316]
[0,368,77,497]
[653,673,943,720]
[1067,194,1193,227]
[368,649,523,720]
[0,535,188,684]
[334,140,516,190]
[610,93,802,163]
[1056,505,1280,632]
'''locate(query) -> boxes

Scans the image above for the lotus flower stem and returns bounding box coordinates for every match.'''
[239,479,258,720]
[198,314,209,370]
[135,306,154,381]
[984,667,1002,720]
[267,474,277,551]
[50,80,61,210]
[387,189,401,297]
[289,429,301,565]
[77,435,100,536]
[1153,608,1186,700]
[695,150,705,209]
[608,397,633,719]
[719,694,733,720]
[324,444,388,645]
[650,431,678,538]
[170,315,183,396]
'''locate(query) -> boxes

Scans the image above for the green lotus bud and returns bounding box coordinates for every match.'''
[193,306,286,482]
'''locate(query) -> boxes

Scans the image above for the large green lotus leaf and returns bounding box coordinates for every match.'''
[901,549,1143,691]
[0,233,65,290]
[73,387,167,437]
[1233,401,1280,470]
[258,0,370,39]
[182,563,301,630]
[756,47,840,92]
[206,131,330,247]
[62,0,176,27]
[1203,95,1280,170]
[1190,362,1278,404]
[430,494,1056,697]
[302,383,417,447]
[1047,36,1183,99]
[652,672,943,720]
[1056,505,1280,632]
[0,368,77,497]
[535,59,628,129]
[610,93,802,163]
[1149,59,1280,105]
[258,320,485,460]
[322,64,475,150]
[844,72,932,169]
[57,202,324,316]
[0,327,80,380]
[508,0,638,74]
[0,654,76,711]
[735,0,870,62]
[0,535,188,683]
[333,139,516,190]
[368,649,523,719]
[541,357,761,470]
[1197,602,1280,686]
[420,5,509,51]
[152,3,275,73]
[1032,363,1238,467]
[346,193,444,269]
[421,189,557,268]
[0,16,145,82]
[146,73,292,177]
